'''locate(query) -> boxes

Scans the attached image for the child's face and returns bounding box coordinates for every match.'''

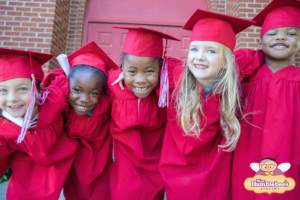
[259,161,277,172]
[68,70,103,115]
[123,54,160,98]
[0,78,32,118]
[259,27,300,62]
[187,41,222,88]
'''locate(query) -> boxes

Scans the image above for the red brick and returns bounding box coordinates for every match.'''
[5,31,20,36]
[12,37,27,42]
[27,48,43,52]
[37,43,51,48]
[20,43,35,47]
[248,43,259,48]
[256,0,270,3]
[41,3,56,8]
[7,11,22,16]
[30,28,45,32]
[248,33,260,38]
[40,13,55,18]
[0,16,13,20]
[14,27,29,32]
[25,3,40,7]
[24,12,39,17]
[3,42,19,46]
[0,6,14,11]
[248,3,262,8]
[0,26,12,31]
[16,7,31,12]
[238,8,254,13]
[39,23,53,28]
[0,37,10,41]
[38,33,52,37]
[29,38,44,42]
[32,8,47,12]
[15,17,30,22]
[0,1,6,6]
[31,18,46,22]
[6,21,21,26]
[33,0,49,2]
[9,2,23,6]
[45,38,52,43]
[22,22,37,27]
[21,32,36,37]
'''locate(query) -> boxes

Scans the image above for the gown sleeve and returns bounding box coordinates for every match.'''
[234,49,265,81]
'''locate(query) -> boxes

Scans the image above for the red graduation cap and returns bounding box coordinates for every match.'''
[183,9,255,51]
[252,0,300,37]
[67,41,118,74]
[113,26,180,58]
[0,48,53,82]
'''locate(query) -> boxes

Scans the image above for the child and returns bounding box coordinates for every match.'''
[157,9,255,200]
[232,0,300,199]
[0,48,78,199]
[107,27,180,200]
[48,41,118,200]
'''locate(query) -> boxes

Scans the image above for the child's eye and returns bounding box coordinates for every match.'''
[0,89,7,93]
[190,48,197,52]
[73,89,81,93]
[208,50,215,54]
[19,88,27,92]
[267,33,276,36]
[288,32,297,36]
[128,70,136,74]
[146,70,154,74]
[91,92,98,96]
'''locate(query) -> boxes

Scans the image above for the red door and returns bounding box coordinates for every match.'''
[84,0,209,65]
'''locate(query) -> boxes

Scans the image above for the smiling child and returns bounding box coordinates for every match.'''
[0,48,78,200]
[231,0,300,199]
[43,41,118,200]
[157,9,255,200]
[107,27,180,200]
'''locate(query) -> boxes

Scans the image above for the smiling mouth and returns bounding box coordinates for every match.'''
[8,104,24,111]
[134,86,150,93]
[76,105,88,112]
[194,64,208,69]
[271,43,289,49]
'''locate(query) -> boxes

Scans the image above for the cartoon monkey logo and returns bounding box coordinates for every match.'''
[250,156,291,175]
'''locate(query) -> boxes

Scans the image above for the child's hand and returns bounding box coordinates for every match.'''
[39,83,44,95]
[111,72,125,90]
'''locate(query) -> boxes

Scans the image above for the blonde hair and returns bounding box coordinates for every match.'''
[174,43,241,151]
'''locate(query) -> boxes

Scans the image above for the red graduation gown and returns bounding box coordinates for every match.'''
[63,94,113,200]
[0,74,78,200]
[232,49,300,199]
[107,69,166,200]
[158,53,259,200]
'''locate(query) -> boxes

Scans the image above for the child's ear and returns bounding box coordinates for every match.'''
[257,38,263,50]
[39,83,44,94]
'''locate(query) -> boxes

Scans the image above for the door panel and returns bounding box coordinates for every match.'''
[87,23,191,65]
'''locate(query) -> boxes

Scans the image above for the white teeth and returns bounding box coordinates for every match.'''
[10,105,22,109]
[78,105,87,110]
[135,87,148,91]
[194,64,208,69]
[274,45,286,48]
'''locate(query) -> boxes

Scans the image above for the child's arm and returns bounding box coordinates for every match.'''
[234,49,264,81]
[0,139,13,178]
[16,73,77,166]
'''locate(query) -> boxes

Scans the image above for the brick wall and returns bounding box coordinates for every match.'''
[48,0,70,71]
[0,0,58,73]
[65,0,88,55]
[206,0,226,13]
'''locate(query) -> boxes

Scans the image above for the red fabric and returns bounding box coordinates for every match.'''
[63,93,113,200]
[0,48,53,82]
[107,69,166,200]
[0,76,78,200]
[182,9,255,51]
[252,0,300,37]
[158,55,261,200]
[232,49,300,199]
[113,26,180,57]
[67,41,118,74]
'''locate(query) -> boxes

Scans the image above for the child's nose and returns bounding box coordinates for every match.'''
[79,94,89,103]
[7,93,19,102]
[135,74,147,83]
